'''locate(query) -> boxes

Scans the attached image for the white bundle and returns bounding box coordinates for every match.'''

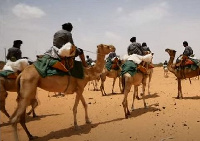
[58,42,76,57]
[3,59,29,72]
[122,53,153,64]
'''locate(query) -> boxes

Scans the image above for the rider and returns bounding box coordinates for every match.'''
[141,42,151,54]
[6,40,23,62]
[86,55,93,66]
[53,22,88,67]
[127,37,143,56]
[127,37,147,73]
[176,41,193,67]
[163,60,168,69]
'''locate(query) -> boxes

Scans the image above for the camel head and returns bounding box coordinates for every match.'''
[97,44,115,55]
[165,48,176,58]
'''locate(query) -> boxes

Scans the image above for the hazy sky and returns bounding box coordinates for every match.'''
[0,0,200,63]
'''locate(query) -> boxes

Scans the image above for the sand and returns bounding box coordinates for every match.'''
[1,67,200,141]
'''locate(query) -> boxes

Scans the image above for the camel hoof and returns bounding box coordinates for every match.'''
[74,125,81,130]
[29,135,38,140]
[136,96,140,100]
[86,120,92,124]
[32,115,38,118]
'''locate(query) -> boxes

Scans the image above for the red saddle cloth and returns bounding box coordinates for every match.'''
[7,72,18,79]
[184,59,194,66]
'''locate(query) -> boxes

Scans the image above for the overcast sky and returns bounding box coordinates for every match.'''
[0,0,200,63]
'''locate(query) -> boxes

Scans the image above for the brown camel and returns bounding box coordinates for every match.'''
[100,67,122,96]
[122,71,148,118]
[10,44,115,140]
[165,48,200,99]
[0,71,38,118]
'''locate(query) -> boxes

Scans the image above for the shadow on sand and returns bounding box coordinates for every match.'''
[0,113,61,128]
[173,95,200,100]
[128,103,160,118]
[35,117,124,141]
[35,103,160,141]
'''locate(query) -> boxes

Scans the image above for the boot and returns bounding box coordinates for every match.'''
[79,53,88,67]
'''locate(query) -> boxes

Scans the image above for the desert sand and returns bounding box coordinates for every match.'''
[1,67,200,141]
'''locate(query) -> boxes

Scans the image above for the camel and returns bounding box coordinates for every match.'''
[121,54,153,118]
[165,48,200,99]
[0,59,38,118]
[100,58,122,96]
[0,76,38,118]
[10,44,115,140]
[88,77,100,91]
[122,71,149,118]
[100,68,122,96]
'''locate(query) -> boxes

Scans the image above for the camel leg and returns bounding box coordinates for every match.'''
[27,99,38,118]
[131,86,138,111]
[73,93,81,130]
[177,79,183,99]
[112,78,116,94]
[141,81,147,108]
[10,98,33,140]
[135,87,140,100]
[79,93,91,124]
[87,81,90,91]
[118,76,123,93]
[0,91,10,118]
[147,72,152,95]
[94,80,98,91]
[19,110,37,140]
[122,82,131,119]
[100,75,106,96]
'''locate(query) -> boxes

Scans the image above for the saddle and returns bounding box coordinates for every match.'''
[36,55,74,73]
[111,57,121,70]
[52,57,74,72]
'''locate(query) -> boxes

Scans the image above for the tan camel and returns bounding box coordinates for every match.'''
[88,77,100,91]
[100,67,122,96]
[0,77,38,118]
[165,48,200,98]
[0,59,38,118]
[122,71,148,118]
[10,44,115,140]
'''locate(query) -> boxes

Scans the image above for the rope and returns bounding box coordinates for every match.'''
[82,49,105,56]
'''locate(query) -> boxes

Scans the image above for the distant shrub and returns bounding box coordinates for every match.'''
[153,62,163,67]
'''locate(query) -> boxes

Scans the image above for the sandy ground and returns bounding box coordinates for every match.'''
[1,67,200,141]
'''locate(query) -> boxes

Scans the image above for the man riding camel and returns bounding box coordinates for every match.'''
[6,40,23,62]
[127,37,152,73]
[51,22,88,67]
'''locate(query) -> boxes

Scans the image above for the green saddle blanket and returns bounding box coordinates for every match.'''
[33,55,84,79]
[105,58,120,71]
[121,60,137,76]
[0,70,16,78]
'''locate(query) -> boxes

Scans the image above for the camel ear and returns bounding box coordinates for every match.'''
[97,44,103,48]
